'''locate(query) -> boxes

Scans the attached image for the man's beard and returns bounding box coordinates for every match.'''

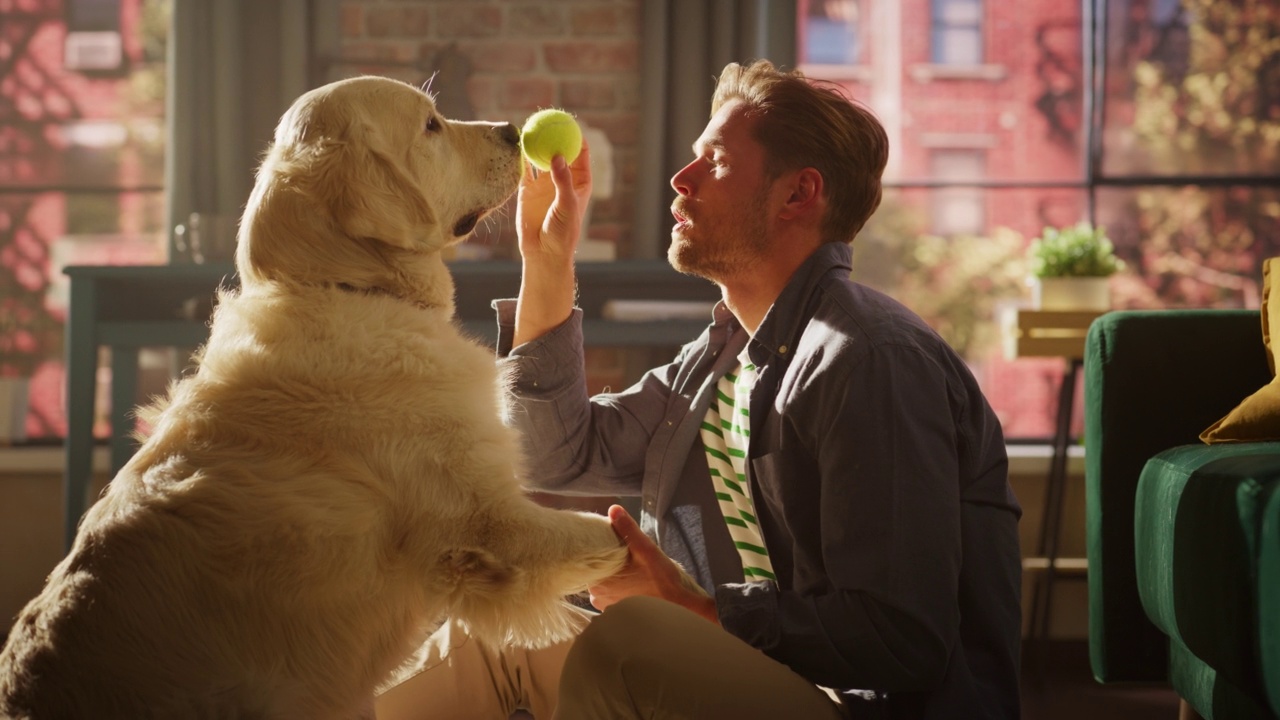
[668,189,771,283]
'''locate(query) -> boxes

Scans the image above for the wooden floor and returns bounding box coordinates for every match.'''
[0,634,1180,718]
[1022,640,1181,720]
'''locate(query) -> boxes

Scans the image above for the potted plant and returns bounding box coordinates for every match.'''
[1027,222,1124,311]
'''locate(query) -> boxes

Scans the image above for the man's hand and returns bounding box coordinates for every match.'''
[516,141,593,269]
[512,141,593,348]
[589,505,719,625]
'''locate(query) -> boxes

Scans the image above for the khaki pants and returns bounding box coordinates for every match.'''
[375,596,845,720]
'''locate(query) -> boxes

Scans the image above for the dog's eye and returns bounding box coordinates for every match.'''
[424,116,442,133]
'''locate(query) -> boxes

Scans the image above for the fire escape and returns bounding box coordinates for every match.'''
[0,0,85,436]
[1033,18,1083,151]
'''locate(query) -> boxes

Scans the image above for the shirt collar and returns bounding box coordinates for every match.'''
[745,242,854,367]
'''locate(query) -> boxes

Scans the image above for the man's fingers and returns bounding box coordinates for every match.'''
[548,155,578,206]
[607,504,635,532]
[608,504,654,553]
[518,155,540,188]
[569,140,591,174]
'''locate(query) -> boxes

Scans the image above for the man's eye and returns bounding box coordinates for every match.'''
[425,116,442,133]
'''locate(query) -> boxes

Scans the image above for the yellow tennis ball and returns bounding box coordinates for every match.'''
[520,109,582,172]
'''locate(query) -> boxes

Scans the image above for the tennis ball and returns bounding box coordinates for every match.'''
[520,109,582,172]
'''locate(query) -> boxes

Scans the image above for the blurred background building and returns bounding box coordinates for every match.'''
[2,0,1277,445]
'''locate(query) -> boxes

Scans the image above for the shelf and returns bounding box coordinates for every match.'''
[1003,309,1105,360]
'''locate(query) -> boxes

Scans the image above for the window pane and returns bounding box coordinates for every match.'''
[802,0,864,65]
[935,28,983,66]
[0,0,169,442]
[930,149,987,234]
[932,0,984,65]
[1101,0,1280,177]
[933,188,986,235]
[939,0,984,25]
[1097,185,1280,309]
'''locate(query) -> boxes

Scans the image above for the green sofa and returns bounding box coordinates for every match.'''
[1084,309,1280,719]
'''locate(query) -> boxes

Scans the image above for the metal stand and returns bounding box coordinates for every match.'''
[1025,357,1089,685]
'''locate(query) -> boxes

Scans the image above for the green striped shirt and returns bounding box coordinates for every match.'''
[699,351,775,582]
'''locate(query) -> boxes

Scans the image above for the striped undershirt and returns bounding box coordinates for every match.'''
[699,351,775,582]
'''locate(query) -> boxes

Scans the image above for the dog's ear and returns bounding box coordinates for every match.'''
[309,123,440,251]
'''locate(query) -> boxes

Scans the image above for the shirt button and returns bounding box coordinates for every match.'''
[778,345,788,354]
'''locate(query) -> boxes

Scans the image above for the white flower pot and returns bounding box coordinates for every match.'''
[1033,277,1111,311]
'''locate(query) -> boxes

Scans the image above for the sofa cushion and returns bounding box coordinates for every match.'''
[1200,381,1280,443]
[1136,443,1280,715]
[1202,258,1280,443]
[1169,638,1274,720]
[1262,480,1280,717]
[1084,309,1269,684]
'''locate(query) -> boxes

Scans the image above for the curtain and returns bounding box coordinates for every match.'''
[633,0,797,259]
[164,0,332,263]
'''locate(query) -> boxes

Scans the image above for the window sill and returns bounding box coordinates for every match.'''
[909,63,1008,82]
[0,446,109,475]
[1007,443,1085,477]
[0,443,1081,477]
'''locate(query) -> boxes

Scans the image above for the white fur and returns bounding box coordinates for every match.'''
[0,76,627,720]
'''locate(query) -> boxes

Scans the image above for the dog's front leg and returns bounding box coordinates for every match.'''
[443,498,628,648]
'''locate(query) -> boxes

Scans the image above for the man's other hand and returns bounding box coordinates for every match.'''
[589,505,719,624]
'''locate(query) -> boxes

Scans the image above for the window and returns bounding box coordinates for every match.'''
[930,150,986,236]
[799,0,1280,441]
[5,0,1278,447]
[801,0,865,66]
[932,0,984,66]
[0,0,170,441]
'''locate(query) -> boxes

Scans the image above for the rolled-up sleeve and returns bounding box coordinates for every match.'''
[492,299,687,498]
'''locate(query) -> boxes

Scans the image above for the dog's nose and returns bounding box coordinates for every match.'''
[498,123,520,147]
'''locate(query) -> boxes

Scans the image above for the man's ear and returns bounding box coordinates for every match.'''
[309,126,440,250]
[779,167,824,220]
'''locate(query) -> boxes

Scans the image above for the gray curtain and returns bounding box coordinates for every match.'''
[164,0,337,263]
[633,0,796,259]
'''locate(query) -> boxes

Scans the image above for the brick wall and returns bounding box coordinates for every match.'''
[336,0,656,403]
[336,0,643,259]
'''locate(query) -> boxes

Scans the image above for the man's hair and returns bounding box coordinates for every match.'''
[711,59,889,244]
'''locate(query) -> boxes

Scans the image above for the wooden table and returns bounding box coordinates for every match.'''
[62,261,720,551]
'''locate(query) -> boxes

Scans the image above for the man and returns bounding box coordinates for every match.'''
[377,59,1022,719]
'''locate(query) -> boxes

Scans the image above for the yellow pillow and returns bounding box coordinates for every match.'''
[1201,257,1280,443]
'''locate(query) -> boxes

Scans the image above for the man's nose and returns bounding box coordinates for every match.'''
[670,161,696,196]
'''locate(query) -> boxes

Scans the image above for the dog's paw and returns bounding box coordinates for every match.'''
[583,543,629,578]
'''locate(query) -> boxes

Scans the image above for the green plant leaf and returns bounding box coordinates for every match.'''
[1028,222,1124,277]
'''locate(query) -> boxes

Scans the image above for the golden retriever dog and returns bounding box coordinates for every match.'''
[0,76,628,719]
